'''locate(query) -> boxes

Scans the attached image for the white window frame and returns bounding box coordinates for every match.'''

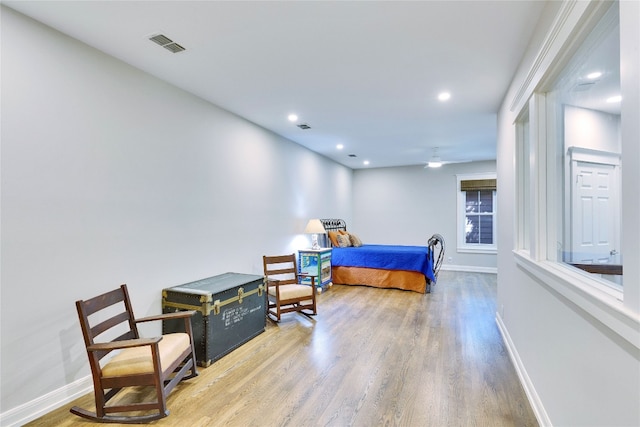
[510,0,639,347]
[456,172,497,254]
[515,106,531,253]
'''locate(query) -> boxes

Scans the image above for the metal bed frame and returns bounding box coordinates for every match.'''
[319,219,445,291]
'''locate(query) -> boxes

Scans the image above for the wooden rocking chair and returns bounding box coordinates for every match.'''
[70,284,198,423]
[263,254,317,321]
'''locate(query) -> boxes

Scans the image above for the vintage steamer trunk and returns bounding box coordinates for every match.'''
[162,272,266,367]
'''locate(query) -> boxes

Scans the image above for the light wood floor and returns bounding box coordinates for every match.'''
[27,271,538,426]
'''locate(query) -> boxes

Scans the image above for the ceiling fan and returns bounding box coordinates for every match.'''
[423,147,471,168]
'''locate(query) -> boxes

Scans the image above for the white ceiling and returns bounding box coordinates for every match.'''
[4,0,547,169]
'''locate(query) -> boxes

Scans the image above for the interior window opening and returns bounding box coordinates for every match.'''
[515,107,530,252]
[546,1,622,290]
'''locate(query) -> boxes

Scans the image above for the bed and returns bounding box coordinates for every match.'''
[320,219,443,294]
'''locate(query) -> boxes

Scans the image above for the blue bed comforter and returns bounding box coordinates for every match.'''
[331,244,436,283]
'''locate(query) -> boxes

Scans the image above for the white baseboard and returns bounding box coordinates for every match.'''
[440,264,497,274]
[0,376,92,427]
[495,313,552,427]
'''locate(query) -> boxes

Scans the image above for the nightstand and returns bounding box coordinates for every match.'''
[298,248,332,293]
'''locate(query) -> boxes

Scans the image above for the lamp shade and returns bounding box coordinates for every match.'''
[304,219,326,234]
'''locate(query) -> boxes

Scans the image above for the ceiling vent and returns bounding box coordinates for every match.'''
[297,123,311,130]
[148,33,186,53]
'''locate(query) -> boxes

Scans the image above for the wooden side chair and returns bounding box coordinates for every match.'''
[70,284,198,423]
[263,254,317,321]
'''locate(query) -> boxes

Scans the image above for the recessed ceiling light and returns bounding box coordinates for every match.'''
[438,92,451,101]
[606,95,622,103]
[587,71,602,79]
[336,144,344,150]
[363,160,370,166]
[288,114,298,122]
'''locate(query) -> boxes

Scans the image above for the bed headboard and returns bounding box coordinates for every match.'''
[320,219,347,233]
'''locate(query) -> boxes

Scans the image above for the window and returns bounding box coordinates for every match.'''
[546,1,622,291]
[457,173,496,253]
[516,107,530,252]
[464,189,494,245]
[509,0,638,346]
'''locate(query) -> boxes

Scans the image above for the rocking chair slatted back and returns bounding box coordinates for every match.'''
[263,254,318,321]
[70,284,199,423]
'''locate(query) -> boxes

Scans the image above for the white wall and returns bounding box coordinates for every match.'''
[352,161,497,271]
[564,105,621,152]
[497,1,639,426]
[0,7,352,423]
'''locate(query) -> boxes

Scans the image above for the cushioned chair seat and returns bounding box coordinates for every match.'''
[268,284,313,300]
[102,333,190,377]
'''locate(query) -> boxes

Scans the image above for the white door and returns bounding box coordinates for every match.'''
[570,161,619,264]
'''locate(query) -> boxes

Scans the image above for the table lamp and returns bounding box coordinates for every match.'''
[304,219,326,250]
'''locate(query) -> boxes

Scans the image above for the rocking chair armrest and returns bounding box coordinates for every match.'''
[136,310,197,323]
[86,337,162,352]
[266,279,281,288]
[298,273,316,285]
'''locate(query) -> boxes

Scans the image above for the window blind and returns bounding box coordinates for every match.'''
[460,179,497,191]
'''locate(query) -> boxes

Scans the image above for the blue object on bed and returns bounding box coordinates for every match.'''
[331,244,436,283]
